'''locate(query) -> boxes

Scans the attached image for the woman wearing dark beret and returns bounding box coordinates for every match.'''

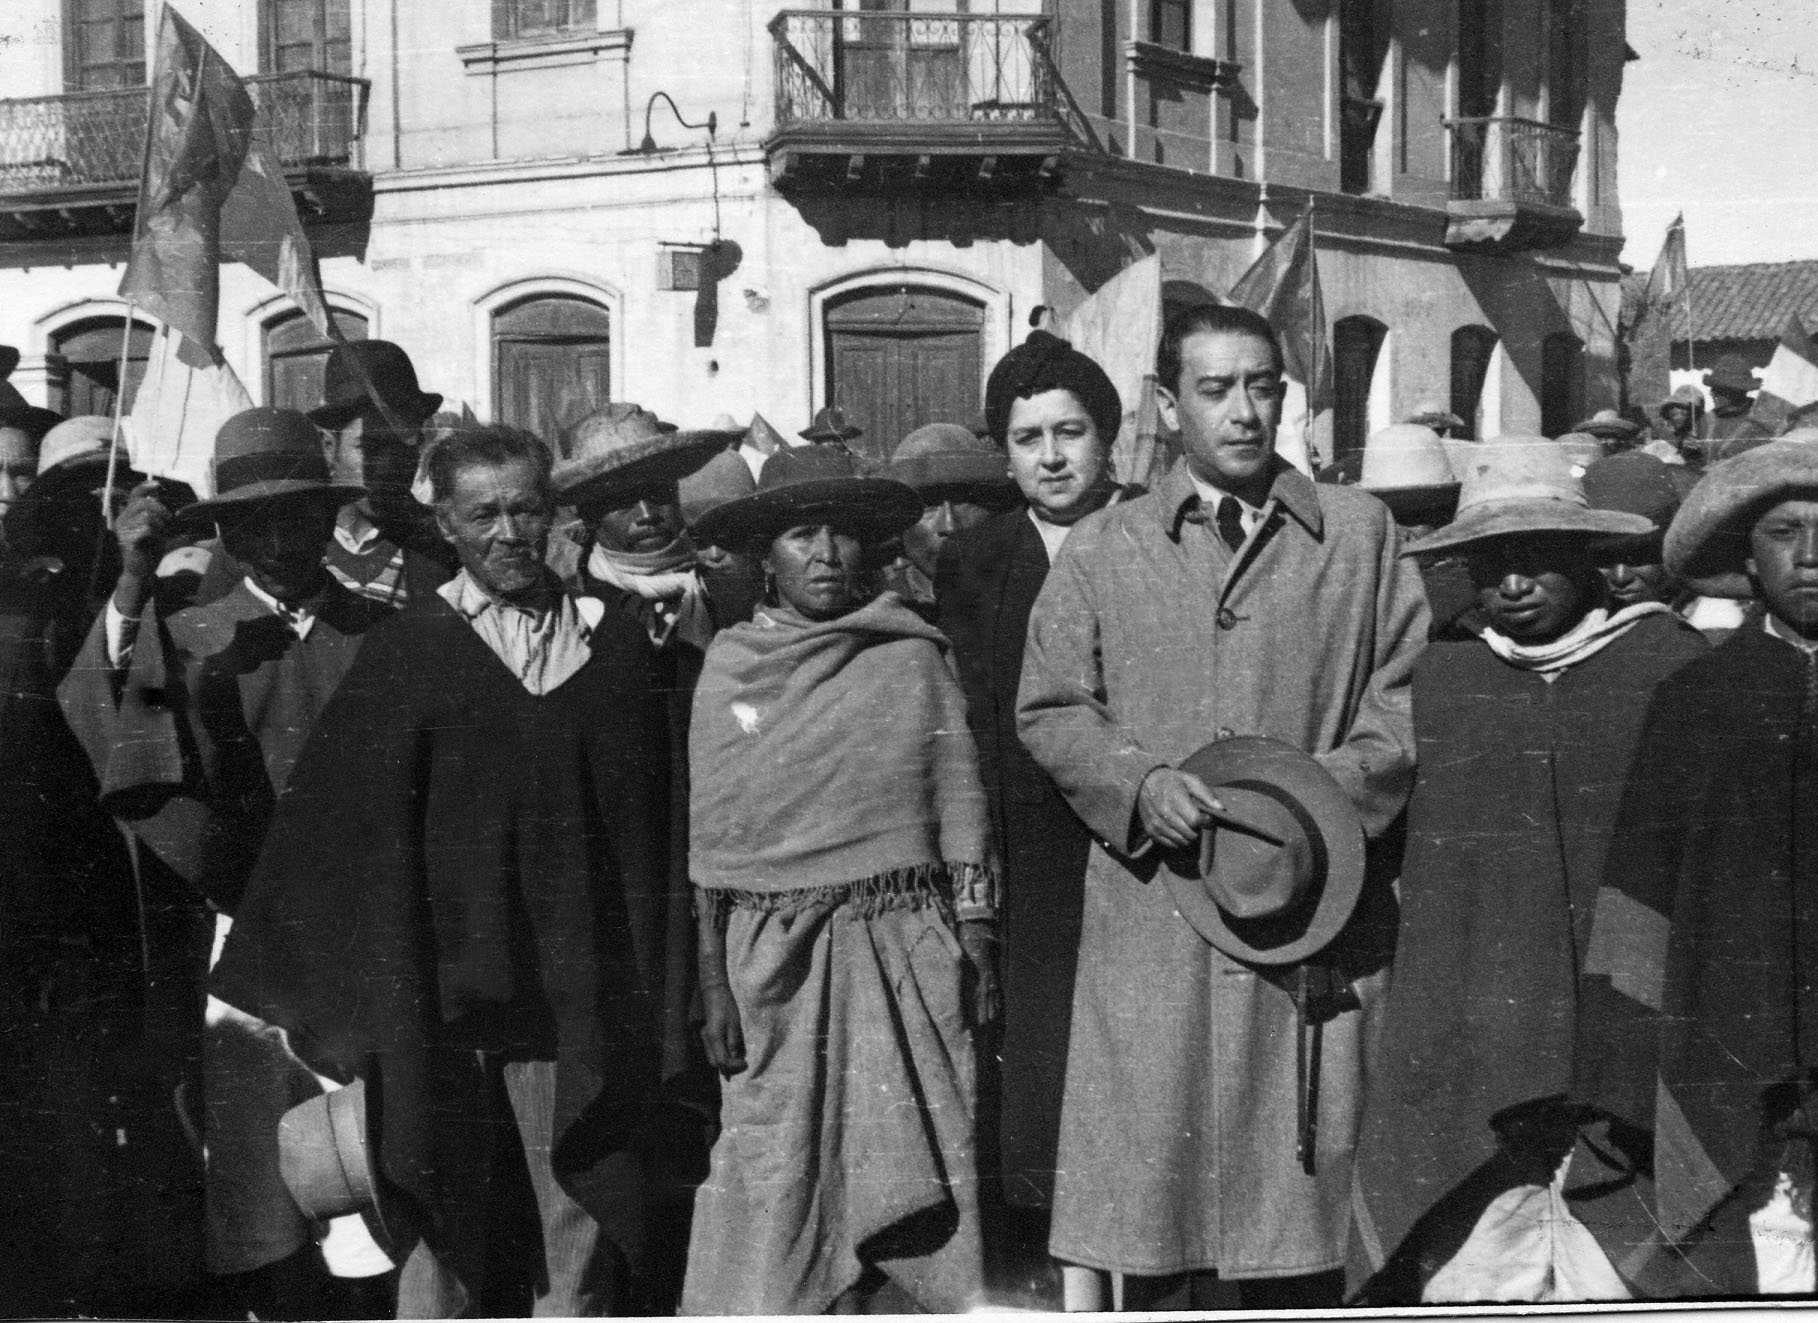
[938,329,1136,1306]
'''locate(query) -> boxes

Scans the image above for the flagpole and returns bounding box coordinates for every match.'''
[1678,217,1697,378]
[101,305,136,531]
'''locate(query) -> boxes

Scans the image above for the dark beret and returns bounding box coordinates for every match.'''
[982,330,1122,446]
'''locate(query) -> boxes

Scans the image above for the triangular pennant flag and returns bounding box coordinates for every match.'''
[1230,201,1331,473]
[1754,313,1818,434]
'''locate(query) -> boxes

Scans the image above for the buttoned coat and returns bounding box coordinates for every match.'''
[1017,459,1427,1278]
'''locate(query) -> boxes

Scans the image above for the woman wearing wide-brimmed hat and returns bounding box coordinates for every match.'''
[680,445,999,1315]
[1352,436,1706,1304]
[1569,432,1818,1298]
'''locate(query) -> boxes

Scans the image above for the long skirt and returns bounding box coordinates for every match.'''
[680,901,986,1315]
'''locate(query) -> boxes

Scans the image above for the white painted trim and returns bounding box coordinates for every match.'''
[469,273,625,424]
[805,266,1011,428]
[33,297,149,354]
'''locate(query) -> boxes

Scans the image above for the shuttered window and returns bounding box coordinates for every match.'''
[492,296,612,442]
[824,285,984,463]
[264,0,352,74]
[66,0,145,91]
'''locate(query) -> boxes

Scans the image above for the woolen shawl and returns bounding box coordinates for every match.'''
[690,591,997,914]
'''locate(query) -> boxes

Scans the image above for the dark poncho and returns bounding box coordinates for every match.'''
[212,590,672,1293]
[1570,618,1818,1294]
[1353,610,1706,1296]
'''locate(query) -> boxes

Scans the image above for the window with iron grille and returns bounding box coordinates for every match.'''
[264,0,352,74]
[493,0,598,41]
[65,0,145,91]
[1150,0,1191,51]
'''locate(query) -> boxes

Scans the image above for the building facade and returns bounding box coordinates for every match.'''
[0,0,1628,465]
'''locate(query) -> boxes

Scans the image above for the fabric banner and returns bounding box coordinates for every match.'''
[1624,215,1688,411]
[123,324,253,499]
[1753,313,1818,433]
[1229,201,1332,473]
[118,5,257,355]
[1061,255,1165,487]
[221,117,332,338]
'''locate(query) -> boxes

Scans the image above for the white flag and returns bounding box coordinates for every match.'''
[124,325,253,499]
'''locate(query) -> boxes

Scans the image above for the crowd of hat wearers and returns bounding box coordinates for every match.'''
[6,309,1818,1317]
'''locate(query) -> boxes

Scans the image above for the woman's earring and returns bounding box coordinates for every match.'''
[762,567,778,606]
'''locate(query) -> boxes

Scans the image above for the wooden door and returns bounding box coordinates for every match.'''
[264,309,369,412]
[493,296,612,442]
[825,285,983,462]
[52,317,155,418]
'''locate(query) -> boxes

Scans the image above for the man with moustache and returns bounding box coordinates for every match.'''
[1016,305,1427,1310]
[214,426,673,1316]
[934,330,1129,1305]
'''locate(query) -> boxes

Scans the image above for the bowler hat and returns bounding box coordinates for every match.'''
[1704,354,1762,395]
[886,423,1015,495]
[1409,436,1655,556]
[691,444,919,552]
[277,1078,402,1253]
[307,340,443,433]
[1163,736,1367,966]
[0,346,62,441]
[799,405,864,444]
[551,403,739,506]
[1664,430,1818,598]
[1657,384,1705,418]
[1583,451,1694,561]
[1356,423,1459,520]
[175,408,363,526]
[679,444,758,528]
[1573,408,1642,444]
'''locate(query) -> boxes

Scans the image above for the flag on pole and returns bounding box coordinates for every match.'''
[124,325,253,499]
[118,4,257,358]
[1753,313,1818,434]
[1060,254,1166,486]
[1229,200,1331,473]
[1623,214,1689,410]
[221,116,332,337]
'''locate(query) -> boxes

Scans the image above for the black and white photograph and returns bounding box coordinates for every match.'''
[0,0,1815,1315]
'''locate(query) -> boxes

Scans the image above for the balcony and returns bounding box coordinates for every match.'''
[1443,116,1583,253]
[0,70,371,241]
[766,9,1083,195]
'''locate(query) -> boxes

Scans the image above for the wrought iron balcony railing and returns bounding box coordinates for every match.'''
[0,70,369,198]
[1445,115,1579,210]
[770,9,1063,129]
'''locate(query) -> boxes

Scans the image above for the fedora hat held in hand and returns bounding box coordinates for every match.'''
[1162,736,1367,967]
[277,1078,404,1255]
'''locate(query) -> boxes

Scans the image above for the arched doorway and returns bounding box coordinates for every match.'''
[824,283,985,463]
[264,308,369,412]
[51,316,157,418]
[492,295,612,441]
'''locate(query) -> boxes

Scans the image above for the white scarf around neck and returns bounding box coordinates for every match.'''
[1479,599,1671,678]
[587,541,715,651]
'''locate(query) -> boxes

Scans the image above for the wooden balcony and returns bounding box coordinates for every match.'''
[766,9,1082,195]
[0,70,372,241]
[1443,116,1583,253]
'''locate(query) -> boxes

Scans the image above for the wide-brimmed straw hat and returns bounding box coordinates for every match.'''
[1657,384,1705,418]
[276,1079,402,1254]
[799,405,864,444]
[1574,408,1642,443]
[20,415,140,504]
[1355,423,1459,519]
[1664,430,1818,597]
[551,403,740,505]
[1163,736,1367,967]
[1409,435,1656,556]
[1405,404,1467,434]
[886,423,1015,495]
[307,340,443,433]
[691,444,919,552]
[174,408,363,527]
[679,445,758,528]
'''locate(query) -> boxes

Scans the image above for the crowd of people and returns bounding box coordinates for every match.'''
[2,312,1816,1318]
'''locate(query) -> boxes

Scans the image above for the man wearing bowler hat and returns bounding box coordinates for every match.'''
[308,339,456,609]
[59,407,399,1318]
[1700,354,1773,458]
[1016,304,1426,1310]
